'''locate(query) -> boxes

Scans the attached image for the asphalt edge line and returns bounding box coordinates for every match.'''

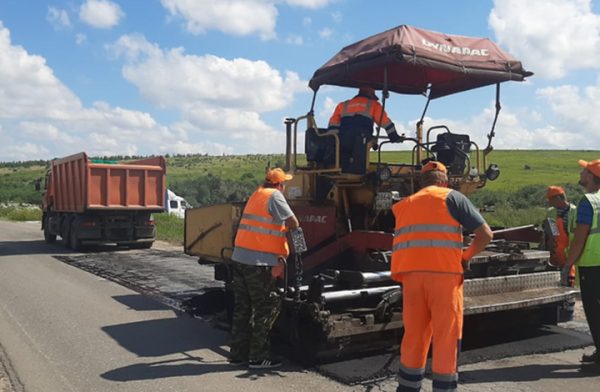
[0,341,24,392]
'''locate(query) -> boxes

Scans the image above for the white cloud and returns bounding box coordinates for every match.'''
[75,33,87,45]
[284,0,335,9]
[6,142,50,161]
[0,18,310,161]
[0,22,186,160]
[108,34,308,154]
[407,101,592,151]
[161,140,234,156]
[331,11,342,23]
[20,122,79,144]
[285,34,304,45]
[160,0,335,39]
[489,0,600,79]
[319,96,336,123]
[160,0,278,40]
[318,27,333,39]
[536,80,600,147]
[109,34,308,113]
[79,0,124,29]
[302,17,312,26]
[47,7,71,29]
[105,33,162,62]
[0,24,82,120]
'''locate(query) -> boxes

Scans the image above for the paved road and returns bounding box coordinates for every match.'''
[0,220,599,392]
[0,221,349,392]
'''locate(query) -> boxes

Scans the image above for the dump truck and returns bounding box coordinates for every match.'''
[40,152,166,250]
[184,25,578,362]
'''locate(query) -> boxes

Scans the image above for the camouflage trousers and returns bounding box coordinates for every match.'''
[230,263,281,362]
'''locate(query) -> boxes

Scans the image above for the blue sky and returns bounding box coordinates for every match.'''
[1,0,600,161]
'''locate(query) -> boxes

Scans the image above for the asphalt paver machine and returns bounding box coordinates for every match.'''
[185,25,578,363]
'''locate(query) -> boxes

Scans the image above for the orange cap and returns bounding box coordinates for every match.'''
[546,186,565,199]
[265,168,293,184]
[578,159,600,177]
[421,161,447,174]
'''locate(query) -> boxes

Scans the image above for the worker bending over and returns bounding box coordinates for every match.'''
[391,161,493,392]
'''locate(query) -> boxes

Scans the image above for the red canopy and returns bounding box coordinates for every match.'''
[309,25,532,99]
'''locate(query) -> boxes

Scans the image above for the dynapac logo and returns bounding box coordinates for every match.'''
[421,38,489,57]
[299,215,328,224]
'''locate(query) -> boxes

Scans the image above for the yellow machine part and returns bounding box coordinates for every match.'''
[184,203,242,262]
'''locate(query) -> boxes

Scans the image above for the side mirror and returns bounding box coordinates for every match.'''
[34,178,42,191]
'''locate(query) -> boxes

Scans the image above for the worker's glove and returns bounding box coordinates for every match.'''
[388,131,403,143]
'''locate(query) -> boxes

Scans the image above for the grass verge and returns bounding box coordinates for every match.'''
[0,206,42,221]
[154,213,184,244]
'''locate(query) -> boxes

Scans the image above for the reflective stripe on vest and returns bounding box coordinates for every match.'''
[341,98,374,120]
[242,213,277,225]
[234,187,289,257]
[394,224,462,236]
[237,223,286,238]
[578,191,600,267]
[391,186,463,276]
[393,239,463,251]
[329,96,395,133]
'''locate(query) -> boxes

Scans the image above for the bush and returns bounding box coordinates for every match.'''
[0,206,42,221]
[481,206,547,228]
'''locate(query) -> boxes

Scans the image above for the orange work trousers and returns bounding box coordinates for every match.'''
[400,272,463,378]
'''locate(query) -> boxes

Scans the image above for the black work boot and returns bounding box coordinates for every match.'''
[581,350,600,363]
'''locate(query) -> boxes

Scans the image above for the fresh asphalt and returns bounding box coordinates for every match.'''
[0,220,598,391]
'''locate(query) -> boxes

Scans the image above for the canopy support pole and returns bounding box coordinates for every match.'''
[416,90,431,164]
[484,83,501,156]
[375,66,388,141]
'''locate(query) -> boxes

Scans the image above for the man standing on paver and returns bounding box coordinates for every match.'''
[565,159,600,368]
[391,161,493,392]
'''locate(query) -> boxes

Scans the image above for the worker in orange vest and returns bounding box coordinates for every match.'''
[229,168,299,369]
[391,161,493,392]
[545,185,577,286]
[328,86,402,173]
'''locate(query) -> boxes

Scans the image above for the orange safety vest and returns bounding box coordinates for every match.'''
[554,217,576,284]
[328,95,395,133]
[391,186,463,280]
[234,187,289,257]
[552,216,569,265]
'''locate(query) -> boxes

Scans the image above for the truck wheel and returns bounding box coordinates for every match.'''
[69,227,82,251]
[44,227,57,244]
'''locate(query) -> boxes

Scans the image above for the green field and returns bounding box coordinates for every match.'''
[1,150,599,242]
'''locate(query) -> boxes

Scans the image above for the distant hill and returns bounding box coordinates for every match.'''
[1,151,598,213]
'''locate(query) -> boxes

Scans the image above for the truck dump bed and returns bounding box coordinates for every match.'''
[49,152,165,213]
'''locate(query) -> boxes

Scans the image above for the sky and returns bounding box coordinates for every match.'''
[1,0,600,162]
